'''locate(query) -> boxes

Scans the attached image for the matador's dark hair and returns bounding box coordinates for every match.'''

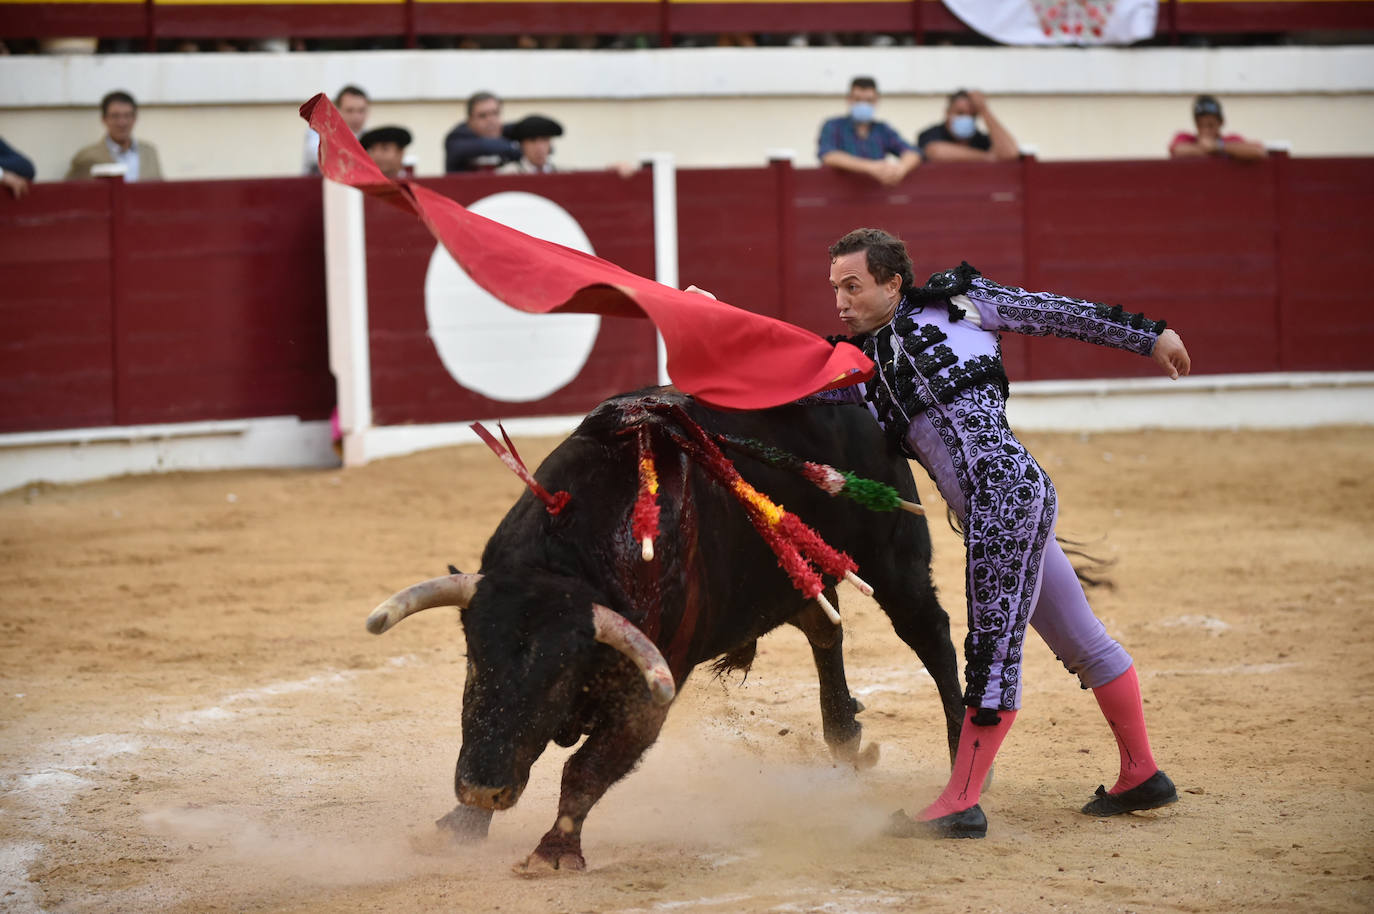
[828,228,916,297]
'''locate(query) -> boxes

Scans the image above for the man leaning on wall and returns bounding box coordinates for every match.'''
[817,76,921,187]
[66,91,163,182]
[444,91,521,173]
[1169,95,1266,161]
[916,89,1019,163]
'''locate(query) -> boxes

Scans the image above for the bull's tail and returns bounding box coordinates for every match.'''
[707,640,757,682]
[945,508,1116,590]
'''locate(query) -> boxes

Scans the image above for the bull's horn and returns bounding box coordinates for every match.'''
[590,604,676,706]
[365,573,484,634]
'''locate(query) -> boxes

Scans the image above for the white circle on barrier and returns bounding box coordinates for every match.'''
[424,191,600,403]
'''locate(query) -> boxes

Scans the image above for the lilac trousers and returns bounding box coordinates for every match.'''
[905,386,1132,710]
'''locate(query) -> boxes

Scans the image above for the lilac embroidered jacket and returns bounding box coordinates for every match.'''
[824,268,1167,441]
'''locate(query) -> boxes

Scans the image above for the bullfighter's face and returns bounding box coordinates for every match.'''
[830,250,901,335]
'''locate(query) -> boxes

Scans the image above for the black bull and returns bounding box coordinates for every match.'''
[367,388,965,871]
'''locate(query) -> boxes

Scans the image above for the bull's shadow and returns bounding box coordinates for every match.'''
[366,388,964,872]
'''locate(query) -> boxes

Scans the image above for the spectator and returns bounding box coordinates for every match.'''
[817,76,921,187]
[359,126,412,179]
[1169,95,1266,161]
[305,85,368,175]
[444,91,520,173]
[1,136,35,199]
[916,89,1019,162]
[496,115,563,175]
[65,90,163,182]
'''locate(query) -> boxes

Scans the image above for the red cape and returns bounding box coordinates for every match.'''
[300,94,871,410]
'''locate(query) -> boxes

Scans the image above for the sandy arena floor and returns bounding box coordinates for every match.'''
[2,425,1372,913]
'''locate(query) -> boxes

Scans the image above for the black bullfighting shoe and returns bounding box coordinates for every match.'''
[1080,770,1179,817]
[884,805,987,839]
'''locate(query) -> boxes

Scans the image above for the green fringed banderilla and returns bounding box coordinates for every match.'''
[715,434,925,516]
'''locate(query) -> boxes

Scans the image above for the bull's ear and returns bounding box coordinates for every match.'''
[365,573,484,634]
[589,604,675,705]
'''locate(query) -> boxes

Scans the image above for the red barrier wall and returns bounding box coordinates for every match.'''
[1021,158,1282,381]
[4,0,1372,40]
[114,178,334,425]
[0,177,333,434]
[679,156,1374,387]
[0,183,116,431]
[3,157,1371,437]
[363,172,660,426]
[1276,158,1374,371]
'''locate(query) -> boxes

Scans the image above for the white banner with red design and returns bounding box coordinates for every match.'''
[942,0,1156,46]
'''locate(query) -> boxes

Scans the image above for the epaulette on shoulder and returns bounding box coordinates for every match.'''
[919,261,981,298]
[909,261,981,321]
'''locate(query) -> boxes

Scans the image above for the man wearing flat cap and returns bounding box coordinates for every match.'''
[1169,95,1266,160]
[497,115,563,175]
[360,125,412,179]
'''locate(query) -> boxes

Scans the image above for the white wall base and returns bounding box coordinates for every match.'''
[352,415,587,465]
[2,373,1369,491]
[0,416,336,493]
[1006,372,1374,431]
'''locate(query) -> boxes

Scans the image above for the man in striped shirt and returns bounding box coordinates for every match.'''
[817,76,921,186]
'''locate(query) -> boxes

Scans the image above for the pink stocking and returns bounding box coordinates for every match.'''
[1091,665,1159,793]
[920,707,1017,820]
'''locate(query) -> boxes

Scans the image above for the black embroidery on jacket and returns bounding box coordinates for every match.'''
[930,354,1010,405]
[968,277,1164,357]
[911,344,959,380]
[891,319,947,353]
[1094,302,1167,335]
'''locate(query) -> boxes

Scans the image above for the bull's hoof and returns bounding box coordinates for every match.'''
[514,826,586,875]
[513,850,586,875]
[434,804,494,842]
[830,734,880,771]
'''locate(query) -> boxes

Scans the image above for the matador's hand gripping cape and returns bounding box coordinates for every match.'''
[300,94,873,410]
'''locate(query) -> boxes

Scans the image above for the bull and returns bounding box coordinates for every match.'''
[366,388,964,871]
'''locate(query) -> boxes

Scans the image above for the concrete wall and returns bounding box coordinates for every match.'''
[3,46,1373,182]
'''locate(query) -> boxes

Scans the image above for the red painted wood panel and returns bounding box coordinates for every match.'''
[113,177,334,425]
[0,3,145,38]
[1275,157,1374,371]
[1021,158,1281,381]
[786,163,1025,348]
[1174,1,1374,31]
[669,2,914,33]
[152,4,405,38]
[364,171,659,426]
[415,2,659,34]
[0,183,116,433]
[7,158,1371,438]
[5,0,1374,39]
[677,166,784,320]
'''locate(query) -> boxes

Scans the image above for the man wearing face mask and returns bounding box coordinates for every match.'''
[916,89,1019,163]
[818,76,922,186]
